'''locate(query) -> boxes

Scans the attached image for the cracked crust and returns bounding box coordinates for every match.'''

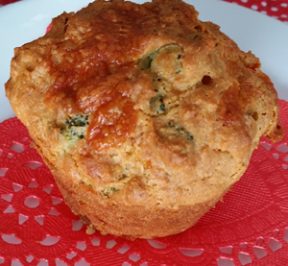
[5,0,279,238]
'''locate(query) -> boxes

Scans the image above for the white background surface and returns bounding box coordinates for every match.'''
[0,0,288,122]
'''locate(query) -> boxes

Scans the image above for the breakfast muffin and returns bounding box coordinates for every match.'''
[5,0,279,238]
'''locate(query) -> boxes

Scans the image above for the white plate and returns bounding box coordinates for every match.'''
[1,0,288,122]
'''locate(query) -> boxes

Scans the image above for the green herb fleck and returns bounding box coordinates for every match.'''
[167,120,194,142]
[61,114,89,141]
[101,186,119,197]
[139,43,183,73]
[139,51,157,70]
[65,114,89,127]
[150,94,166,115]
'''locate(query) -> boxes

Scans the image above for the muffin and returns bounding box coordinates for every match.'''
[5,0,279,238]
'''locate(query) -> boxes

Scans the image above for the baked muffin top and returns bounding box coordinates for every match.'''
[6,0,278,207]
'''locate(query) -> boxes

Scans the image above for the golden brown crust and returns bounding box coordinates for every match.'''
[54,170,217,238]
[5,0,279,238]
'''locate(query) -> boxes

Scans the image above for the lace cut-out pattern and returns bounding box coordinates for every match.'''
[0,100,288,265]
[223,0,288,23]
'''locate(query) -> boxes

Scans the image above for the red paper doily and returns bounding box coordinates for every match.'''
[0,100,288,266]
[223,0,288,23]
